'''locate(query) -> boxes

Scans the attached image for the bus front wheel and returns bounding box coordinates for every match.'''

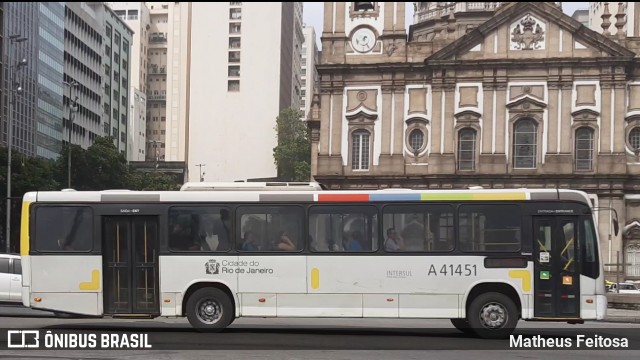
[467,292,518,339]
[186,288,233,332]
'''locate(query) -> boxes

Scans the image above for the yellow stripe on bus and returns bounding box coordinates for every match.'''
[509,270,531,292]
[20,201,31,256]
[79,269,101,291]
[311,268,320,290]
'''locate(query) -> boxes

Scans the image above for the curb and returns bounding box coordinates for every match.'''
[600,317,640,324]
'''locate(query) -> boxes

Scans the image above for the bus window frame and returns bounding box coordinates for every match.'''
[167,204,233,254]
[30,204,95,254]
[235,204,306,254]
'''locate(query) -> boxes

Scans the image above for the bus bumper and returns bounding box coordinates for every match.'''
[597,294,607,320]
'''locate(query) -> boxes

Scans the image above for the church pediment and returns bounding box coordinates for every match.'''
[506,96,547,112]
[571,109,600,122]
[345,107,378,122]
[426,2,635,63]
[624,220,640,239]
[454,109,482,123]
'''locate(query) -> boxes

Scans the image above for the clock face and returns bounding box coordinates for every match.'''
[351,27,376,53]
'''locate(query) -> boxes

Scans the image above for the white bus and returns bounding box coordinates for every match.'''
[18,186,615,339]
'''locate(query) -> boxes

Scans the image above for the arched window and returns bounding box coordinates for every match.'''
[352,130,370,170]
[513,119,537,169]
[458,128,476,170]
[629,127,640,153]
[575,127,594,171]
[408,129,425,154]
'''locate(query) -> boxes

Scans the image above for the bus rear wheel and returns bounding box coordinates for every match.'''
[467,292,518,339]
[186,288,233,332]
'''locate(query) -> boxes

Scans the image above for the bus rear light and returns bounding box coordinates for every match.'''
[586,299,593,304]
[34,297,41,302]
[258,298,266,303]
[164,299,171,303]
[538,293,552,298]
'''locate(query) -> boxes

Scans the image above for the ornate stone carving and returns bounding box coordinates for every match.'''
[357,91,367,102]
[384,42,398,56]
[511,14,545,50]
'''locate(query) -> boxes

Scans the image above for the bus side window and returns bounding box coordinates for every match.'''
[308,205,378,253]
[35,206,93,252]
[381,204,454,252]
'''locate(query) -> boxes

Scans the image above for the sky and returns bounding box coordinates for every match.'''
[303,2,589,48]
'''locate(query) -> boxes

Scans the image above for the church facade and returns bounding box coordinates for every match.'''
[307,2,640,279]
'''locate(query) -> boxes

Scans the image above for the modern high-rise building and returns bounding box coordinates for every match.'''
[63,2,104,151]
[589,2,636,37]
[300,25,318,119]
[129,87,146,161]
[2,2,64,160]
[291,3,304,112]
[141,2,190,164]
[101,5,134,156]
[110,2,151,161]
[187,2,303,182]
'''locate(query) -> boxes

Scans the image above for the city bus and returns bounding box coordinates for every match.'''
[18,185,615,339]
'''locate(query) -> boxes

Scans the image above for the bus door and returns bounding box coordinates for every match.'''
[102,216,160,316]
[533,217,580,318]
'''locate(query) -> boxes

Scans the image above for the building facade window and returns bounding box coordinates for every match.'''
[513,119,537,169]
[458,128,476,171]
[408,129,424,154]
[575,127,594,171]
[629,127,640,153]
[352,130,370,171]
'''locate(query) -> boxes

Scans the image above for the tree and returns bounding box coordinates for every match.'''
[57,136,130,190]
[273,107,311,182]
[0,146,59,252]
[128,171,181,191]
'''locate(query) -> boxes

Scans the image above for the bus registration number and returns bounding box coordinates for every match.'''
[427,264,477,276]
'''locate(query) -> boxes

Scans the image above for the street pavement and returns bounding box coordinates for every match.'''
[0,304,639,359]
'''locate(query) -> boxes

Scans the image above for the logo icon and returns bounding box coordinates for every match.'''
[7,330,40,348]
[205,259,220,275]
[540,271,550,280]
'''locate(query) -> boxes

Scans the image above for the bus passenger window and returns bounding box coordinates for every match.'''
[168,207,231,252]
[458,204,521,252]
[382,204,454,252]
[237,205,303,252]
[35,206,93,252]
[308,205,378,253]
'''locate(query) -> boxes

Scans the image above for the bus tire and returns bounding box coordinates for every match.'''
[186,287,233,332]
[467,292,518,339]
[450,318,474,335]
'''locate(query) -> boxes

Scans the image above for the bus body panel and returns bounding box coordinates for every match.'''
[28,255,101,316]
[21,188,607,324]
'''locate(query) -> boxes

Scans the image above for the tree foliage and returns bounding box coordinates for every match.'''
[0,136,183,251]
[273,108,311,182]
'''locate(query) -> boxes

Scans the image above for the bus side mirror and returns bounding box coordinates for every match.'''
[613,218,619,237]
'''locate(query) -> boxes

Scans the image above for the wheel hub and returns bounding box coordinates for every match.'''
[480,302,506,329]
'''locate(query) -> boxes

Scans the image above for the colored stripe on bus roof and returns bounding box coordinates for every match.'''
[420,192,527,201]
[318,194,370,202]
[317,192,527,202]
[369,193,421,202]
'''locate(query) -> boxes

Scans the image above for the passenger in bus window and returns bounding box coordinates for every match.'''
[273,231,296,251]
[241,231,260,251]
[346,231,364,252]
[384,228,404,251]
[198,217,220,251]
[215,209,231,250]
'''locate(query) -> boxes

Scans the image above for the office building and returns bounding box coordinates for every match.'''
[187,2,303,182]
